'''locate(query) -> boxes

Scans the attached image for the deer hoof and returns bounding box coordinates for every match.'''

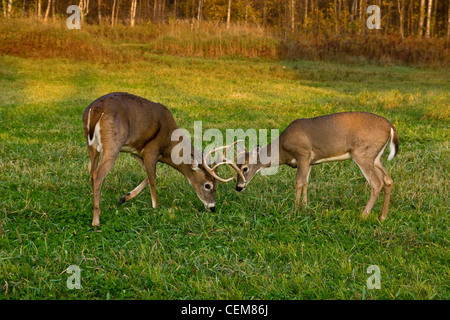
[118,193,130,206]
[118,196,126,206]
[361,211,370,219]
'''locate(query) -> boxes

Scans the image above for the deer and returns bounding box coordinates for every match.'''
[233,112,399,221]
[82,92,240,228]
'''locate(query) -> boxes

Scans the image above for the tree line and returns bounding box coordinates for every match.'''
[2,0,450,38]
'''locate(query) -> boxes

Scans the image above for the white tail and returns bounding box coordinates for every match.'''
[388,128,398,161]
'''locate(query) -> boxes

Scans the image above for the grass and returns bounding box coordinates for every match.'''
[0,33,449,299]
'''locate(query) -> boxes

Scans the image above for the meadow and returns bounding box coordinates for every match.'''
[0,20,449,300]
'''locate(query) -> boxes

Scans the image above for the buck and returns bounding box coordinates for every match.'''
[234,112,399,221]
[82,92,239,228]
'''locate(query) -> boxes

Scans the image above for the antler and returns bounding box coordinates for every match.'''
[203,140,247,183]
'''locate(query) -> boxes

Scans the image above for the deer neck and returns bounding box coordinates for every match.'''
[257,136,290,168]
[159,138,199,180]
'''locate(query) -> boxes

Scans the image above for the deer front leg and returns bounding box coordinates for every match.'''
[143,153,159,209]
[118,178,149,205]
[294,160,311,209]
[118,156,149,205]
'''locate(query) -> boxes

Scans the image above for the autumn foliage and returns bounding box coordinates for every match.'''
[1,0,449,66]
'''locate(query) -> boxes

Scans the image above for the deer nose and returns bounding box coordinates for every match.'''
[207,203,216,212]
[236,186,243,192]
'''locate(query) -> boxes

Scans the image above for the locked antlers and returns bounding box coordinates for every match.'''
[203,140,247,183]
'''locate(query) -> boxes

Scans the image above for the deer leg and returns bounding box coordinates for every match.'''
[374,162,393,221]
[294,160,311,209]
[91,149,120,228]
[88,145,100,188]
[303,166,312,205]
[353,157,383,219]
[118,156,149,205]
[118,178,149,205]
[143,154,159,209]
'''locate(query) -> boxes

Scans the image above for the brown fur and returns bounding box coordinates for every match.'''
[82,92,218,228]
[236,112,399,221]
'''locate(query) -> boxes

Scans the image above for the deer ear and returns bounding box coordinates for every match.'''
[251,145,261,156]
[234,142,247,164]
[236,141,247,153]
[191,154,201,171]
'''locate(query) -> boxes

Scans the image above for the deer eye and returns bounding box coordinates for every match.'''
[243,167,249,173]
[204,183,212,190]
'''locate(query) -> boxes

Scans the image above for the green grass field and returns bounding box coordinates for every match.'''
[0,51,449,299]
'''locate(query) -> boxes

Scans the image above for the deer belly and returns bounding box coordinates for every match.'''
[121,145,140,155]
[312,152,351,164]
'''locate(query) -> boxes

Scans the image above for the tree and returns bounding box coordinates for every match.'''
[173,0,177,18]
[290,0,295,33]
[448,0,450,39]
[153,0,165,22]
[111,0,116,25]
[426,0,432,38]
[397,0,404,39]
[37,0,42,19]
[263,0,267,28]
[7,0,448,39]
[197,0,203,23]
[227,0,231,28]
[304,0,308,26]
[419,0,426,37]
[6,0,12,18]
[114,0,120,25]
[98,0,102,23]
[79,0,90,22]
[130,0,137,26]
[44,0,52,21]
[334,0,340,33]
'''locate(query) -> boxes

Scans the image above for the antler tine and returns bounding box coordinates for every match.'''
[216,140,247,183]
[202,140,246,183]
[204,140,243,163]
[202,144,234,183]
[214,159,247,183]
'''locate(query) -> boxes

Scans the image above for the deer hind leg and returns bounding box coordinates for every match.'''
[374,160,393,221]
[294,159,311,209]
[352,155,384,219]
[118,155,149,205]
[88,145,100,188]
[91,148,120,228]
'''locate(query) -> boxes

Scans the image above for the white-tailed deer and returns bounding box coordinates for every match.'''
[82,92,238,228]
[234,112,399,221]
